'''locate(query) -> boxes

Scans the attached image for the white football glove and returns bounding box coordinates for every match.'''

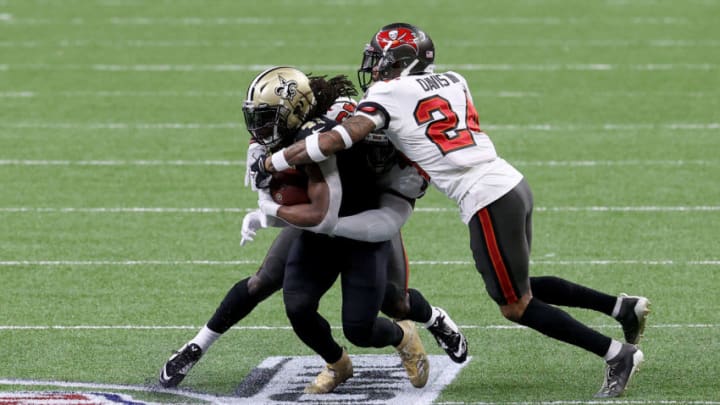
[244,142,266,191]
[257,188,281,217]
[240,209,268,246]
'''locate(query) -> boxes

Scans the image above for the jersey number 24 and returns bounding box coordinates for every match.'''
[413,93,481,155]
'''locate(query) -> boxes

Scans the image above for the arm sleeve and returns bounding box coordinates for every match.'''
[332,193,412,242]
[265,216,288,228]
[297,155,341,234]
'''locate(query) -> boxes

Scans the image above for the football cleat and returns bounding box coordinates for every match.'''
[595,343,644,398]
[615,294,651,344]
[427,307,468,363]
[304,349,353,394]
[395,320,429,388]
[158,343,203,388]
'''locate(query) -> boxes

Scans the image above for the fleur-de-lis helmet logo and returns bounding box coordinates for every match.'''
[274,75,298,101]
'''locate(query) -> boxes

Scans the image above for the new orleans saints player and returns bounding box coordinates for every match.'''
[159,66,467,393]
[256,24,651,398]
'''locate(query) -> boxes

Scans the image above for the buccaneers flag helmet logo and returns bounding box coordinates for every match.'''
[375,27,419,52]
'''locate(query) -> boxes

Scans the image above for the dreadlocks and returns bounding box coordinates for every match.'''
[308,75,358,119]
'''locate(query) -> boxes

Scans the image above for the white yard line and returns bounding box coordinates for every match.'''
[0,206,718,213]
[0,378,224,403]
[1,90,716,98]
[0,122,719,131]
[0,159,244,166]
[2,39,720,48]
[0,16,699,26]
[0,63,716,72]
[0,259,718,266]
[0,323,716,331]
[0,159,717,167]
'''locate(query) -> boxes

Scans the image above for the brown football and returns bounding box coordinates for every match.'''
[269,168,310,206]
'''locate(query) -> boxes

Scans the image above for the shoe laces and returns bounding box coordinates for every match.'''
[430,316,459,344]
[602,365,620,391]
[170,346,200,369]
[431,316,452,335]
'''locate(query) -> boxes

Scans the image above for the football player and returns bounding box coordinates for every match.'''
[159,66,467,393]
[255,24,651,398]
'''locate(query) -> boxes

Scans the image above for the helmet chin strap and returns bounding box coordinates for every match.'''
[265,125,282,149]
[400,59,419,77]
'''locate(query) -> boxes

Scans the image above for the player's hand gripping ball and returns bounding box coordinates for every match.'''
[269,168,310,206]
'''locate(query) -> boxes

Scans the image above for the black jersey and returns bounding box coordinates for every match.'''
[295,117,379,218]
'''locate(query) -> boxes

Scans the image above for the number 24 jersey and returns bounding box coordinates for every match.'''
[356,71,523,224]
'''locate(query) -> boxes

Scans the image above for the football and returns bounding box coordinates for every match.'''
[269,168,310,206]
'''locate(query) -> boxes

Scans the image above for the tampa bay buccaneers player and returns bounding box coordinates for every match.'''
[159,66,467,393]
[255,24,651,398]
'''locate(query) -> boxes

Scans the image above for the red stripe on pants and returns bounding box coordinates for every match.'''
[478,208,518,303]
[400,232,409,292]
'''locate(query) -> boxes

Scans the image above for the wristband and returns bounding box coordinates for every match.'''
[263,201,280,217]
[334,125,353,149]
[306,133,328,162]
[259,195,281,217]
[271,150,291,172]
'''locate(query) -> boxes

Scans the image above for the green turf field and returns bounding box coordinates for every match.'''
[1,0,719,403]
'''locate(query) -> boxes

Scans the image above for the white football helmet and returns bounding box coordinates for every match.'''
[242,66,316,150]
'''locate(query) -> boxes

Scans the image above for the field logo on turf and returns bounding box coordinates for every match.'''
[235,354,469,404]
[0,392,145,404]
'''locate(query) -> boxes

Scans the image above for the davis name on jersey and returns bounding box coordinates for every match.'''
[357,71,523,223]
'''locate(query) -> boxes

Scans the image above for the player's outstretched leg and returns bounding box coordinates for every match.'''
[304,348,354,394]
[395,320,429,388]
[614,294,651,344]
[595,343,644,398]
[159,343,203,388]
[426,306,468,363]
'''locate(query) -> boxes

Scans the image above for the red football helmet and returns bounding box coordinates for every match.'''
[358,22,435,91]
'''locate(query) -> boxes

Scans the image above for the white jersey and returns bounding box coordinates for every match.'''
[356,71,523,223]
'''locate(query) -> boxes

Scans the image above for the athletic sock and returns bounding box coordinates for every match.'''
[604,339,623,361]
[611,297,623,318]
[423,307,441,328]
[406,288,433,324]
[518,298,612,357]
[206,278,258,334]
[530,276,616,315]
[189,326,221,352]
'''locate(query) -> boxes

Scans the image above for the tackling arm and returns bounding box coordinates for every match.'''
[271,164,329,227]
[332,193,413,242]
[259,157,341,235]
[264,115,376,172]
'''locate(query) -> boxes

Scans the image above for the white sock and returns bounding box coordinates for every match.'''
[423,307,441,328]
[603,339,623,361]
[611,296,623,318]
[189,325,221,352]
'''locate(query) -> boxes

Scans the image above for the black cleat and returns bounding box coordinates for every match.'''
[159,343,203,388]
[616,294,650,344]
[595,343,644,398]
[427,307,468,363]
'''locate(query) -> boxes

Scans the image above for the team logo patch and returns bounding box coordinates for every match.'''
[0,392,146,404]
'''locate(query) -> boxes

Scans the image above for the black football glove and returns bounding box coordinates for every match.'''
[250,154,272,189]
